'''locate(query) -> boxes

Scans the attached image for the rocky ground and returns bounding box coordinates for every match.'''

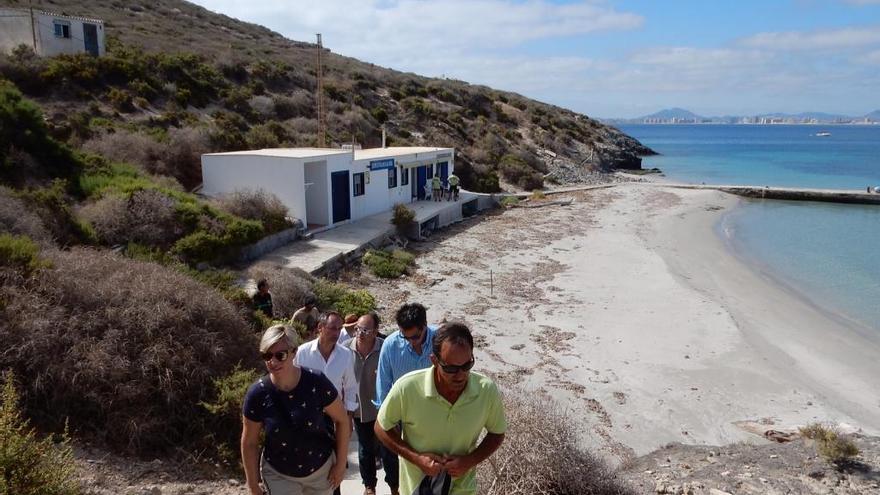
[622,434,880,495]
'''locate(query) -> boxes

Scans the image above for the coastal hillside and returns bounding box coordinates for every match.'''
[0,0,653,193]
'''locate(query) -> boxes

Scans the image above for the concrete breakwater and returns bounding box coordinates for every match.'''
[667,184,880,205]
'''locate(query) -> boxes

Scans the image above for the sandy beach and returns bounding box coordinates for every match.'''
[355,183,880,460]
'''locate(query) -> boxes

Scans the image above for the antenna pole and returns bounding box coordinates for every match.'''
[316,33,326,148]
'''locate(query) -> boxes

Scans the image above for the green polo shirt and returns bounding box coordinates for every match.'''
[376,367,507,495]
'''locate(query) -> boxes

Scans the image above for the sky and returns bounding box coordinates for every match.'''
[189,0,880,118]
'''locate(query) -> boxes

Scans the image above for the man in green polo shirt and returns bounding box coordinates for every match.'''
[431,174,443,202]
[374,323,506,495]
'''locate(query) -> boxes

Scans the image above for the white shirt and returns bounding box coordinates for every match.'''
[294,339,359,412]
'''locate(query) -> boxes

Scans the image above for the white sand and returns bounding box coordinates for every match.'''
[368,183,880,459]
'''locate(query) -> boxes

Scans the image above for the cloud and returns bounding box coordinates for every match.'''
[740,26,880,51]
[842,0,880,5]
[193,0,643,60]
[854,49,880,63]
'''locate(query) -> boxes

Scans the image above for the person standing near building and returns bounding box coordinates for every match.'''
[252,278,273,318]
[374,323,506,495]
[431,174,442,202]
[348,312,399,495]
[447,172,460,201]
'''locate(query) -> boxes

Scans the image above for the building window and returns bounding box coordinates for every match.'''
[353,172,365,197]
[53,21,71,39]
[388,167,397,188]
[401,166,409,186]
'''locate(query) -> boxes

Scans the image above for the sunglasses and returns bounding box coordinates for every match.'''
[260,349,293,362]
[401,327,424,341]
[437,357,475,374]
[356,325,375,334]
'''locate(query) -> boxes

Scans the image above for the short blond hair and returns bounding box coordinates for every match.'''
[259,324,303,353]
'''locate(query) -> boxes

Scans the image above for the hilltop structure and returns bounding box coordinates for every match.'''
[202,146,455,229]
[0,7,104,57]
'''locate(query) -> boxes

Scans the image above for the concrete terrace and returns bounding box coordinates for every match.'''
[252,192,482,274]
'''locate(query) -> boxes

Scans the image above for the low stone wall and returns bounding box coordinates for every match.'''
[238,220,303,262]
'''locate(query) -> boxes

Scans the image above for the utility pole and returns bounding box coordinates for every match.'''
[29,0,38,53]
[315,33,326,148]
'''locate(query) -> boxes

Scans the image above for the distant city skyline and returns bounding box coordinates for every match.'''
[190,0,880,119]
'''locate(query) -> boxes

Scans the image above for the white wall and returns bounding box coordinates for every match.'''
[0,9,36,54]
[1,10,106,57]
[303,160,329,226]
[36,13,106,57]
[202,155,307,223]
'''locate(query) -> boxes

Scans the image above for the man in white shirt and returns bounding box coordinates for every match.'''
[295,311,359,414]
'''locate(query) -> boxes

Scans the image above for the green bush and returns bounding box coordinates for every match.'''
[201,366,261,461]
[371,106,388,124]
[499,154,544,190]
[0,374,81,495]
[0,234,50,275]
[78,162,154,198]
[499,196,520,207]
[391,203,416,227]
[15,180,94,245]
[0,81,82,185]
[313,279,376,316]
[363,249,415,279]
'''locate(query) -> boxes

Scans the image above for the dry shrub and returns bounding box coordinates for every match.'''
[79,189,183,247]
[82,127,209,190]
[0,248,258,454]
[800,423,861,468]
[214,188,291,234]
[0,186,53,246]
[248,264,315,318]
[478,390,636,495]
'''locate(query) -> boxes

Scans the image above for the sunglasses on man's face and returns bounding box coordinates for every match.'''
[437,357,475,374]
[401,327,424,341]
[260,349,293,362]
[356,325,375,334]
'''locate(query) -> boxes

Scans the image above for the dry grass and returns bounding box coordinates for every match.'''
[478,390,636,495]
[0,186,53,246]
[213,188,291,234]
[0,247,258,454]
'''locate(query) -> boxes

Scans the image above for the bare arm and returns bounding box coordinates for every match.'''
[374,421,444,477]
[444,432,505,477]
[324,398,351,489]
[240,416,264,495]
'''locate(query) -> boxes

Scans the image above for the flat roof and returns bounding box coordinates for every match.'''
[203,148,352,159]
[354,147,452,160]
[203,147,453,161]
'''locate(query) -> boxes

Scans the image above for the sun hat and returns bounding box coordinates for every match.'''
[343,313,359,330]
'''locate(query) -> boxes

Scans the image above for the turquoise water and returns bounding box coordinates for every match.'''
[620,124,880,330]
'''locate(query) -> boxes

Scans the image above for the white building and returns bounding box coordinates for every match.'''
[0,8,105,57]
[201,147,455,229]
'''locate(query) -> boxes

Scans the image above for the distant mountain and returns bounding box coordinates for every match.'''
[603,108,880,125]
[641,108,704,121]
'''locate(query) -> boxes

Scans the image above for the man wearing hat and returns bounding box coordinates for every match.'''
[338,313,359,345]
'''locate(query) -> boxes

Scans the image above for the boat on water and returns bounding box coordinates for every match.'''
[815,131,832,137]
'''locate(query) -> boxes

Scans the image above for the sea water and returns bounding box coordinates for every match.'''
[619,124,880,330]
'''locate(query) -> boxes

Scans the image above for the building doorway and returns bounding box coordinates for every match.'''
[331,171,350,224]
[83,24,99,56]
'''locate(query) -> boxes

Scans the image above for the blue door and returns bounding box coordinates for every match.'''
[331,171,350,223]
[438,162,449,185]
[83,24,99,56]
[416,166,428,200]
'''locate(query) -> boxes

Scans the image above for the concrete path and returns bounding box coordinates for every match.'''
[340,433,394,495]
[251,193,479,274]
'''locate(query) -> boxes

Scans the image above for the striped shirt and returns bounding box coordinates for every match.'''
[373,325,437,407]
